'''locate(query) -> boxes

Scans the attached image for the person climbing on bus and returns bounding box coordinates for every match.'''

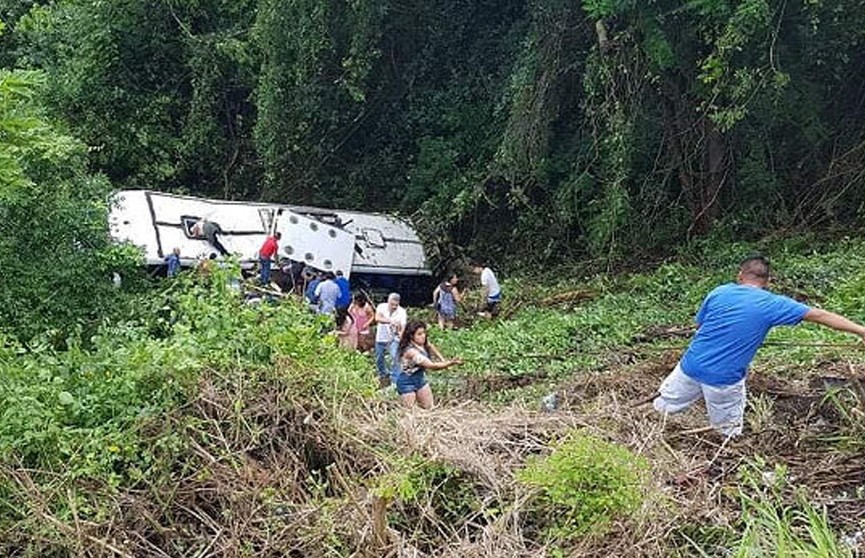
[653,255,865,437]
[396,320,462,409]
[258,231,281,286]
[432,273,461,329]
[470,260,501,318]
[191,218,230,257]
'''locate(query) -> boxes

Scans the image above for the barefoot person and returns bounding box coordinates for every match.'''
[397,320,462,408]
[654,255,865,436]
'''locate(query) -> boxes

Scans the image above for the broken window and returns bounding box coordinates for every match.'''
[181,216,202,238]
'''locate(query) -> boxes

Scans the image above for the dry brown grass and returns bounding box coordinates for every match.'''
[3,352,864,557]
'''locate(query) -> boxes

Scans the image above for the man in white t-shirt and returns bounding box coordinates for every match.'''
[374,293,407,387]
[470,260,501,318]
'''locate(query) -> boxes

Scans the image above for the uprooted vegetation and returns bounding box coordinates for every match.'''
[2,237,865,556]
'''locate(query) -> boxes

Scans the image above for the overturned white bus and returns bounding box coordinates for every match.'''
[109,190,434,303]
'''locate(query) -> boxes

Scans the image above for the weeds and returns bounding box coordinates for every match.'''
[731,459,853,558]
[820,387,865,449]
[746,393,776,434]
[517,430,647,540]
[3,235,865,556]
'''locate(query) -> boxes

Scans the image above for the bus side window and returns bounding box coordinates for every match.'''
[181,216,202,238]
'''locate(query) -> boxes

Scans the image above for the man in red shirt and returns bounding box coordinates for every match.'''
[258,232,281,285]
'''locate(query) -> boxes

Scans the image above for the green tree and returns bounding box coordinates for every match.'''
[0,69,136,342]
[13,0,260,198]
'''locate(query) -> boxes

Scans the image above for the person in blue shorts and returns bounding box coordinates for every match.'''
[654,255,865,437]
[396,320,462,408]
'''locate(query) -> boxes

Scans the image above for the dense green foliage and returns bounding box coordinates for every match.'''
[0,69,137,342]
[0,267,372,553]
[2,0,863,267]
[1,236,863,554]
[2,2,865,554]
[432,235,865,406]
[0,266,364,476]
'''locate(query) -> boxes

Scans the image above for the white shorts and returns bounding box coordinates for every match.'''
[653,363,746,436]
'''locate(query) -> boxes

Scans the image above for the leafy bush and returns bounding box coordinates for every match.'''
[517,430,646,539]
[0,69,140,344]
[375,457,480,533]
[0,266,371,531]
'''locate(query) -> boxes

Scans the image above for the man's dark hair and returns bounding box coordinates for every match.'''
[469,259,484,268]
[324,271,336,280]
[739,255,770,281]
[336,270,344,277]
[274,232,282,240]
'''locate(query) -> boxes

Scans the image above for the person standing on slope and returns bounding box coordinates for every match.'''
[654,255,865,436]
[397,320,462,409]
[374,293,407,388]
[165,247,181,277]
[470,260,501,318]
[432,273,461,329]
[315,271,341,315]
[334,270,352,314]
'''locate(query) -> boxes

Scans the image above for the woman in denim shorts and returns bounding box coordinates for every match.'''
[396,320,462,408]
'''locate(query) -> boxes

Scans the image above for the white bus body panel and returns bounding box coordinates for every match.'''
[332,210,430,276]
[109,190,430,278]
[274,210,356,275]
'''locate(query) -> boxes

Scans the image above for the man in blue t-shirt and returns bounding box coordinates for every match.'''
[654,255,865,437]
[334,270,351,312]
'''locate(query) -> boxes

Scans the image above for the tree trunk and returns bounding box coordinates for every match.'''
[691,119,728,235]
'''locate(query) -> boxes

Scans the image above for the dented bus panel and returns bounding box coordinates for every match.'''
[109,190,432,290]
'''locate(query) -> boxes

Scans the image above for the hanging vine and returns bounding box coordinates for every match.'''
[581,21,646,260]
